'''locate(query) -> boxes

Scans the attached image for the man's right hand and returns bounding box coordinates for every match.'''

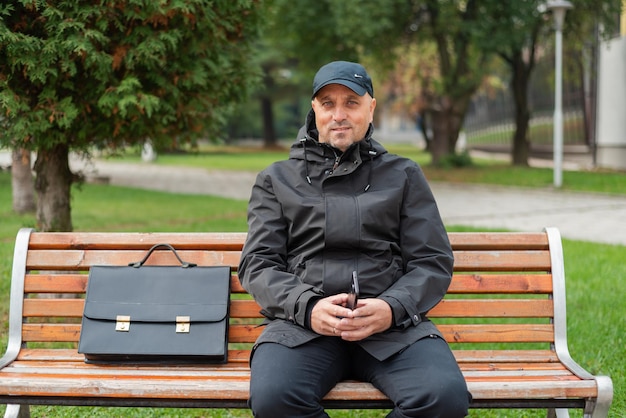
[309,294,354,336]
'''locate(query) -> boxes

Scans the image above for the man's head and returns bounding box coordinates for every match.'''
[311,61,376,152]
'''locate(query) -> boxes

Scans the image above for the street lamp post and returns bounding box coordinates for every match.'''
[546,0,573,188]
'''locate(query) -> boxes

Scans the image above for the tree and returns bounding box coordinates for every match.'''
[265,0,501,166]
[555,0,621,149]
[0,0,261,231]
[486,0,621,166]
[410,0,494,165]
[483,1,546,166]
[256,1,622,167]
[239,0,362,148]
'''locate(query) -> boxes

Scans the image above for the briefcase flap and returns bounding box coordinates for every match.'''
[82,301,227,324]
[84,265,230,324]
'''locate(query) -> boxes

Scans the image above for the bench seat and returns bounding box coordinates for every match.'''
[0,228,613,417]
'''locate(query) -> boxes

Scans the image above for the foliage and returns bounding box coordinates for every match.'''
[476,0,623,165]
[261,0,363,77]
[435,151,474,169]
[0,0,262,152]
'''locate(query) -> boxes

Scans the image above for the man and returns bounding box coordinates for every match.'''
[239,61,470,417]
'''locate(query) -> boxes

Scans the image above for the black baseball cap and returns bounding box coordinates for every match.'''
[312,61,374,98]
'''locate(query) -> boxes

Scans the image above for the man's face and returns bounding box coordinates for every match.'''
[311,84,376,152]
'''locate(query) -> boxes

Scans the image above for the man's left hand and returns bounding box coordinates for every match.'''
[335,298,393,341]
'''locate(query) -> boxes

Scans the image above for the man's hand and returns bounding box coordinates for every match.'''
[310,295,392,341]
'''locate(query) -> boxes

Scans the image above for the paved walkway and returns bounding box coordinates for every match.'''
[68,158,626,246]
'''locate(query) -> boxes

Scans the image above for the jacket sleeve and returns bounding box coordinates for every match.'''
[378,163,454,329]
[238,169,323,327]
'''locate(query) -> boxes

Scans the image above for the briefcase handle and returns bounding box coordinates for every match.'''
[129,243,198,268]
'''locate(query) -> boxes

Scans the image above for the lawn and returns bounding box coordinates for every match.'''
[0,151,624,417]
[104,143,626,195]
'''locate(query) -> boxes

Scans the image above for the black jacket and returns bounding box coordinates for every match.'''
[239,110,453,361]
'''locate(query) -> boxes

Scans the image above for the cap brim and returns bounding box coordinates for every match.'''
[312,79,367,98]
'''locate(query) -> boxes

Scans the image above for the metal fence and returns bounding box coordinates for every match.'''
[463,55,590,148]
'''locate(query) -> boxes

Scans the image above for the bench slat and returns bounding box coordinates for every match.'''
[21,323,554,344]
[447,274,552,293]
[16,348,560,365]
[26,249,242,271]
[5,360,572,377]
[447,232,549,250]
[452,250,551,271]
[24,274,248,294]
[20,324,265,344]
[440,324,554,343]
[27,232,248,251]
[0,369,597,402]
[429,299,553,317]
[27,231,549,251]
[22,298,555,319]
[22,298,261,319]
[24,273,553,296]
[26,249,550,272]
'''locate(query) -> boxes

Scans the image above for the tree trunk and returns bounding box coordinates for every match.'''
[581,40,596,148]
[260,96,278,149]
[430,109,453,166]
[510,52,531,166]
[429,95,470,166]
[33,143,73,232]
[11,148,36,214]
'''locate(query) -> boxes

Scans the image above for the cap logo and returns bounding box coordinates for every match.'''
[354,74,363,78]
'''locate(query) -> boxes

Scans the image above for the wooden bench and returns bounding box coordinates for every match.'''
[0,227,613,417]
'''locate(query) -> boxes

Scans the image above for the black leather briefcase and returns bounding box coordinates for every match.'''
[78,243,230,364]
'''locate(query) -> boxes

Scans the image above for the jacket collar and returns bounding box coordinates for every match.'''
[291,109,385,162]
[290,109,386,191]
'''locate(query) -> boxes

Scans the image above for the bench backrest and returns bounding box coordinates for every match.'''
[8,228,566,363]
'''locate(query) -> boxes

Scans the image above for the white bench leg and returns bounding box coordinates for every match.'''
[588,375,614,418]
[547,408,570,418]
[4,404,29,418]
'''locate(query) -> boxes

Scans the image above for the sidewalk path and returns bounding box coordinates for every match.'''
[70,158,626,246]
[430,182,626,245]
[73,159,255,201]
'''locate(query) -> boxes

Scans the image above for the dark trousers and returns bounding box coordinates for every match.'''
[249,335,470,417]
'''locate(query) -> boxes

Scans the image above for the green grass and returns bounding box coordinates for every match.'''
[104,143,289,172]
[466,115,586,146]
[72,182,249,233]
[422,163,626,194]
[0,158,624,416]
[104,143,626,195]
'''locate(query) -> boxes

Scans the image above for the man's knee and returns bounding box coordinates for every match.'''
[390,392,469,417]
[426,379,470,417]
[391,376,470,418]
[248,341,341,417]
[249,378,326,418]
[384,337,470,417]
[248,378,292,416]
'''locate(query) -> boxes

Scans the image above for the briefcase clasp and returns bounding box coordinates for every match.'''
[116,315,131,332]
[176,316,190,333]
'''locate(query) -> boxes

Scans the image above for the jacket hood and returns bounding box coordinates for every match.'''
[291,109,387,189]
[289,109,387,191]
